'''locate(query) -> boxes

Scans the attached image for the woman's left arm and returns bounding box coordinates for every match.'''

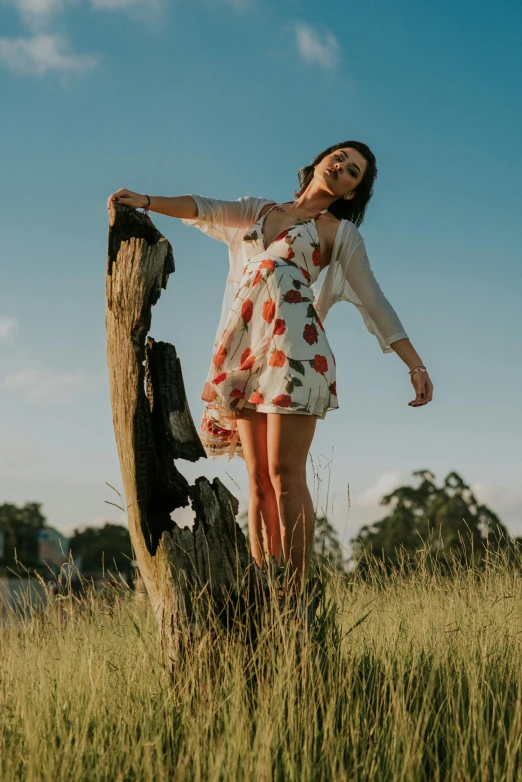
[345,237,434,407]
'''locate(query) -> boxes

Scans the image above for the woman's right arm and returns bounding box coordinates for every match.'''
[107,189,198,219]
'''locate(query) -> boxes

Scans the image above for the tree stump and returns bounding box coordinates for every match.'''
[105,204,268,670]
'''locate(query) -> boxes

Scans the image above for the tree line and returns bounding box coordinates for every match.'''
[1,469,518,580]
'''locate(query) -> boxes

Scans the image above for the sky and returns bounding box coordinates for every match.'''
[0,0,521,551]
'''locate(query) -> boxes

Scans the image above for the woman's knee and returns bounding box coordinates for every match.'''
[269,461,306,495]
[247,467,273,500]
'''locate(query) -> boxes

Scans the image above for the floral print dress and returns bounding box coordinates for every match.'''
[200,204,338,458]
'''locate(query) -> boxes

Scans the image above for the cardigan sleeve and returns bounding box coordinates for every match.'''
[344,237,408,351]
[182,194,272,245]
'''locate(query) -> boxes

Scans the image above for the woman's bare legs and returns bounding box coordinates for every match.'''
[236,408,281,566]
[267,413,317,593]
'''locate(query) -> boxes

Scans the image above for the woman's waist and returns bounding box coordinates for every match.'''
[241,254,314,285]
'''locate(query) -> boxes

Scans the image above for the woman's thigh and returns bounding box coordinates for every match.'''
[266,413,317,482]
[236,408,270,483]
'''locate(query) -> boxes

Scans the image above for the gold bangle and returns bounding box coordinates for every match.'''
[409,365,427,375]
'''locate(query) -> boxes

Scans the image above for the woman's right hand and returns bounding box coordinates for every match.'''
[107,188,148,210]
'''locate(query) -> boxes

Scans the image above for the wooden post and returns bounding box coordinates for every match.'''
[105,204,267,670]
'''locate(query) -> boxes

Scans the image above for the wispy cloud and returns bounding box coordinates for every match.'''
[90,0,161,9]
[294,22,341,70]
[2,366,92,401]
[0,33,98,75]
[0,316,16,341]
[6,0,70,28]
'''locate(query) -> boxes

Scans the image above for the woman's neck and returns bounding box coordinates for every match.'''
[293,182,338,213]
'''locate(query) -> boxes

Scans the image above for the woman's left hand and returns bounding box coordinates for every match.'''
[408,370,434,407]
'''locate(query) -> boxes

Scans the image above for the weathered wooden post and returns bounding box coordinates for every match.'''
[105,203,267,669]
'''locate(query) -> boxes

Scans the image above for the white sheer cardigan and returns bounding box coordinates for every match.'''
[182,194,408,354]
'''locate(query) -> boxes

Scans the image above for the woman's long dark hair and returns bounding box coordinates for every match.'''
[294,140,377,227]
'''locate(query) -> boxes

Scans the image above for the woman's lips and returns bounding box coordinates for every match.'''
[326,168,338,180]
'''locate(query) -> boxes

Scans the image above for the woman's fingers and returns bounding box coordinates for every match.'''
[408,374,434,407]
[107,188,144,209]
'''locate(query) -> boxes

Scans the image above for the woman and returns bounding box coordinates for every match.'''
[108,140,434,592]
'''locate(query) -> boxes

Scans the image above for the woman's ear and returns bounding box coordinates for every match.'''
[343,192,355,201]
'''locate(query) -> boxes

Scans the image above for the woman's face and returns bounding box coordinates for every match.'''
[315,146,368,199]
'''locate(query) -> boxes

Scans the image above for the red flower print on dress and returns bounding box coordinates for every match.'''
[284,289,302,304]
[312,245,321,267]
[230,388,245,399]
[300,266,311,281]
[259,259,276,270]
[262,298,276,323]
[329,381,337,396]
[213,345,227,368]
[241,299,254,323]
[253,270,262,286]
[303,324,318,345]
[275,229,289,242]
[249,391,264,404]
[272,394,292,408]
[316,315,325,332]
[286,247,295,260]
[213,372,227,385]
[312,355,328,375]
[269,350,286,368]
[240,348,256,370]
[273,318,286,335]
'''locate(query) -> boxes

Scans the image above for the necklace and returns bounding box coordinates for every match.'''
[286,201,322,220]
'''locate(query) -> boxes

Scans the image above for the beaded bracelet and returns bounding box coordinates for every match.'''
[409,364,427,376]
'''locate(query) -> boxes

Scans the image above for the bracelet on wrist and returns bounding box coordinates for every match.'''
[142,194,151,214]
[409,364,427,376]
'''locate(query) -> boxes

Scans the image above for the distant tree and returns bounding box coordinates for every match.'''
[69,522,134,581]
[350,470,511,575]
[0,502,48,569]
[313,515,346,573]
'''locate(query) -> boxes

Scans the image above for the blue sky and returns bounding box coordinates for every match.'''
[1,0,521,547]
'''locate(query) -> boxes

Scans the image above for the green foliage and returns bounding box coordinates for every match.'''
[69,522,134,580]
[351,469,511,575]
[0,502,47,569]
[312,515,345,573]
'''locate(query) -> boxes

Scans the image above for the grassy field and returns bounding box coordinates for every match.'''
[2,548,522,782]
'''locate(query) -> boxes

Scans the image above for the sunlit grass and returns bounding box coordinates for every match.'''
[2,541,522,782]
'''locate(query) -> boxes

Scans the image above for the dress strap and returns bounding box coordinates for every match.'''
[259,202,280,222]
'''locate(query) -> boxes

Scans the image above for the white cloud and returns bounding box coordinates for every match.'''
[355,470,407,509]
[472,482,522,529]
[0,317,16,341]
[0,34,98,75]
[294,22,341,70]
[6,0,70,27]
[90,0,159,8]
[2,367,91,401]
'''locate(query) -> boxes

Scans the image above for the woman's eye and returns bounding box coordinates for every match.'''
[349,169,357,177]
[334,154,341,161]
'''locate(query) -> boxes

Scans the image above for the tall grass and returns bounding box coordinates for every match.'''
[2,541,522,781]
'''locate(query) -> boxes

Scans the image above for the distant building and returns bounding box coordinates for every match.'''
[36,528,70,567]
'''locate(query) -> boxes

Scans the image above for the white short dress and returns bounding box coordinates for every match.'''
[200,204,338,458]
